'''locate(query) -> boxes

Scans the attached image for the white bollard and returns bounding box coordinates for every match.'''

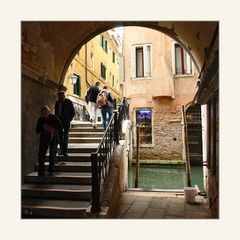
[184,187,197,203]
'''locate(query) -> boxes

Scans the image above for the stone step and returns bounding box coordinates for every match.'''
[22,183,91,200]
[25,172,92,185]
[35,162,91,172]
[68,137,102,144]
[22,198,91,218]
[62,143,98,153]
[69,132,104,138]
[47,153,92,162]
[70,127,104,133]
[71,122,102,128]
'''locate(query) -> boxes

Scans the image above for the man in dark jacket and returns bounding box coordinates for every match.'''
[55,90,75,157]
[36,105,63,176]
[85,82,101,128]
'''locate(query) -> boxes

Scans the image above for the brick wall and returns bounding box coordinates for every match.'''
[133,109,183,161]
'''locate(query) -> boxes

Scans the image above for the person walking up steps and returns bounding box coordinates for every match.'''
[85,81,101,128]
[55,88,75,157]
[97,86,114,131]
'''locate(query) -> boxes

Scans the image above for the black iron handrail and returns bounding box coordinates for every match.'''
[91,97,129,213]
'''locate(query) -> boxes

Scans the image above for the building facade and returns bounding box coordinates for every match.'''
[64,29,123,120]
[123,27,199,162]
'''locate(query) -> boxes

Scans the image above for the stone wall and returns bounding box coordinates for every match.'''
[100,141,127,218]
[133,107,183,161]
[21,75,57,182]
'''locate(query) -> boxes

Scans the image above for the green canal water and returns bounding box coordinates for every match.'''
[128,164,204,191]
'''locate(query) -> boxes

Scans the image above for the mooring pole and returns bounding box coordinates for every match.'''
[182,105,192,187]
[135,125,140,188]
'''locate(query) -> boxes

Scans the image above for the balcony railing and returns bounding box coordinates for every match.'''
[72,101,90,122]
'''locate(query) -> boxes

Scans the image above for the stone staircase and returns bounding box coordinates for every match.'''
[22,122,104,218]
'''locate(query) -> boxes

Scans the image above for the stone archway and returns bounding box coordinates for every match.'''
[21,20,218,181]
[22,21,218,86]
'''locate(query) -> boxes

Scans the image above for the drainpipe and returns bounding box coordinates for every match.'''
[85,43,91,88]
[135,125,140,188]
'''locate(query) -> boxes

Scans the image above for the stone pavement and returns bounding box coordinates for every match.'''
[114,190,213,219]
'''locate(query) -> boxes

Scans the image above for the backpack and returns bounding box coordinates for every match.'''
[96,91,108,107]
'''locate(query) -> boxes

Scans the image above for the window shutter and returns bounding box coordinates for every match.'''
[186,52,192,74]
[175,44,182,74]
[119,56,124,83]
[78,76,81,96]
[100,35,103,47]
[105,40,108,53]
[143,45,151,77]
[77,78,80,96]
[73,75,80,96]
[171,42,176,75]
[131,46,136,79]
[104,66,106,80]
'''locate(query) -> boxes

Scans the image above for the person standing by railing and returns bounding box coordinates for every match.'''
[85,82,101,128]
[55,89,75,157]
[97,86,114,131]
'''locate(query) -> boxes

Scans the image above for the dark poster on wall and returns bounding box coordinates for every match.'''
[136,109,152,144]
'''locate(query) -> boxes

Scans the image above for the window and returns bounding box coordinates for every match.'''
[100,35,104,48]
[136,47,143,77]
[131,44,151,79]
[112,75,115,87]
[91,52,94,71]
[174,43,192,75]
[186,109,201,123]
[112,52,115,63]
[100,35,108,53]
[73,74,81,96]
[101,63,106,80]
[136,109,153,144]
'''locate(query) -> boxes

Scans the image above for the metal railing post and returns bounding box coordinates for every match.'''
[91,153,100,213]
[90,98,129,213]
[113,110,119,145]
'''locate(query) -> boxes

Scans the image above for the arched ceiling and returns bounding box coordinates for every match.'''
[22,21,218,84]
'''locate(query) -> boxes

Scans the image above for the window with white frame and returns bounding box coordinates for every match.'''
[131,44,152,79]
[173,43,192,75]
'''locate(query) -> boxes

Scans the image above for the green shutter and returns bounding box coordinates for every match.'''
[113,52,115,63]
[73,75,80,96]
[105,40,108,53]
[104,66,106,79]
[100,35,104,48]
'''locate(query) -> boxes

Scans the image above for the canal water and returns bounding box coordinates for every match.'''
[128,164,204,191]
